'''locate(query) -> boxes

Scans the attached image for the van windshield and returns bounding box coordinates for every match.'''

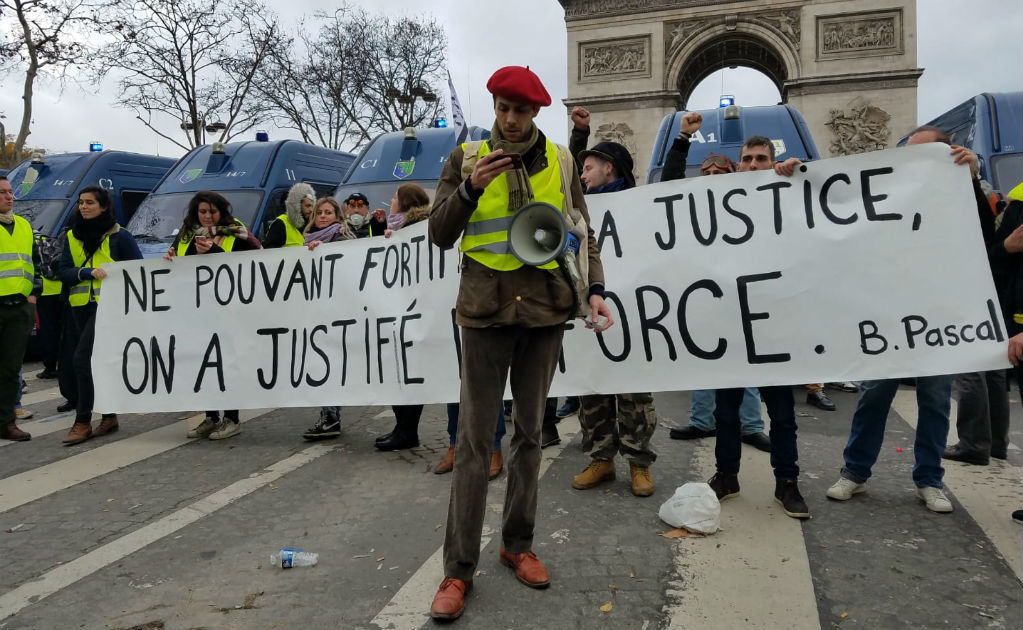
[126,190,265,244]
[990,153,1022,193]
[333,181,437,214]
[13,199,69,235]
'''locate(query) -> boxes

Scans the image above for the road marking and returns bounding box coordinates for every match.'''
[0,409,271,514]
[369,415,581,630]
[663,436,821,630]
[0,413,76,448]
[0,443,335,621]
[891,390,1022,581]
[19,387,60,407]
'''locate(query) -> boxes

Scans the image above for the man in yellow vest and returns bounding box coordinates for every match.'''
[0,175,41,441]
[262,182,315,248]
[428,66,613,620]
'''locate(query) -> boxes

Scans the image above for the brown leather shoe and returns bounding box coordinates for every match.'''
[499,548,550,588]
[93,415,119,437]
[434,445,455,474]
[0,423,31,441]
[63,422,92,445]
[430,577,471,620]
[489,450,503,480]
[630,463,654,497]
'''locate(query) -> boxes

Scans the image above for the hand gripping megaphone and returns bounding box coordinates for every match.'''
[507,202,569,266]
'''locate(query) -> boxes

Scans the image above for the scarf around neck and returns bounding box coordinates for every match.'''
[489,121,540,212]
[304,221,352,244]
[71,211,117,257]
[0,208,13,225]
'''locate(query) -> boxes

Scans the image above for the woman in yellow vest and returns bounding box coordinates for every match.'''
[58,185,142,446]
[262,182,316,248]
[169,191,259,441]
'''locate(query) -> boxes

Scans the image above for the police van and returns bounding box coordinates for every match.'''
[334,125,491,213]
[126,138,355,257]
[898,92,1022,194]
[5,150,176,236]
[646,104,821,183]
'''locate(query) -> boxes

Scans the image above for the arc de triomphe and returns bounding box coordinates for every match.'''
[561,0,922,181]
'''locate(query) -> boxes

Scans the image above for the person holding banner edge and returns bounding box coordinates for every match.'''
[59,185,143,445]
[826,126,994,513]
[427,65,611,620]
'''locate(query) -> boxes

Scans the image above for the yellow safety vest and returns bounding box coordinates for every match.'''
[459,140,565,271]
[34,234,62,296]
[0,215,35,298]
[67,234,114,307]
[177,233,236,256]
[1009,182,1023,203]
[275,214,304,247]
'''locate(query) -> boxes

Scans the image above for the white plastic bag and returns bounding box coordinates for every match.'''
[658,482,720,534]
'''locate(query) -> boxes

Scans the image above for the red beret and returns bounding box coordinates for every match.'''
[486,66,552,107]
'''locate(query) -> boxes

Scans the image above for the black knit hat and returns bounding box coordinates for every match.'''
[578,142,636,189]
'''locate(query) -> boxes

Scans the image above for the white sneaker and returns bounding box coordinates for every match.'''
[826,477,866,501]
[15,407,33,420]
[916,486,953,513]
[209,419,241,440]
[187,417,217,439]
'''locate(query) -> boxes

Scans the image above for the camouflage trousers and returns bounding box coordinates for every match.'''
[579,392,657,467]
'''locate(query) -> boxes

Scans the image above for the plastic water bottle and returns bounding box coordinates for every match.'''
[270,547,318,568]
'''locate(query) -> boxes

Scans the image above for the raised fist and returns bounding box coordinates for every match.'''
[571,106,591,130]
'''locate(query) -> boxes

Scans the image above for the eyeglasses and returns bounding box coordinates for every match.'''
[347,199,367,207]
[700,155,733,171]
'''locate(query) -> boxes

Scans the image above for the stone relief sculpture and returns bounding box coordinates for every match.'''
[758,10,801,47]
[826,97,892,155]
[822,17,896,53]
[666,20,705,51]
[581,40,648,78]
[594,121,638,159]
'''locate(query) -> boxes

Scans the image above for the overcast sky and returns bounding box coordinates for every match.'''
[2,0,1020,158]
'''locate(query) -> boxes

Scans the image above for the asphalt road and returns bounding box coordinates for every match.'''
[1,362,1021,630]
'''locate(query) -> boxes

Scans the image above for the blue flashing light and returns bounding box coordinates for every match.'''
[255,130,269,142]
[89,142,103,152]
[433,118,448,128]
[719,95,735,108]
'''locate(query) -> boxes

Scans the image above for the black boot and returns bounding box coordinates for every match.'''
[376,430,419,451]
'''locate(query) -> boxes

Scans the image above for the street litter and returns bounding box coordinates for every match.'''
[658,482,720,534]
[269,548,318,568]
[5,524,24,533]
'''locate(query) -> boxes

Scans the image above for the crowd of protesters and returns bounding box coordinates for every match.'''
[1,64,1021,622]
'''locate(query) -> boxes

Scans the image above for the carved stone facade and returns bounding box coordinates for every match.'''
[562,0,921,178]
[580,36,651,82]
[817,10,902,59]
[593,121,639,160]
[825,96,892,155]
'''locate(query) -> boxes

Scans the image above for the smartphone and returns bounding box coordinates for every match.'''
[496,152,524,170]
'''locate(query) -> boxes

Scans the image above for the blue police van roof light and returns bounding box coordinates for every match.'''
[255,130,269,142]
[434,118,448,128]
[89,142,103,152]
[719,95,735,108]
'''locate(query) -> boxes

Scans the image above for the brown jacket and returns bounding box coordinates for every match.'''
[429,134,605,329]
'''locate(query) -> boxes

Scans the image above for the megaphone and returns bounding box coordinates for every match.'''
[508,202,568,266]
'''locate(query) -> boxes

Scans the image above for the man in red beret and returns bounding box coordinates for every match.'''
[428,65,613,620]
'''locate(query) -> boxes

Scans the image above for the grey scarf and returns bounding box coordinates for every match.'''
[489,121,539,212]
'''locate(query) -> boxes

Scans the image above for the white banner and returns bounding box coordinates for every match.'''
[93,144,1008,413]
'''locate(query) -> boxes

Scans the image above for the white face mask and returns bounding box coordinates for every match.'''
[347,213,366,228]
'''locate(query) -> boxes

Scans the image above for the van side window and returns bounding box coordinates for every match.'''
[120,190,150,224]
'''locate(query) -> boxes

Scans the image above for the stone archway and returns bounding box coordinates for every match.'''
[561,0,922,182]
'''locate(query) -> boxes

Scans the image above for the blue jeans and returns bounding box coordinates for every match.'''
[15,369,23,408]
[841,376,953,488]
[691,388,764,435]
[447,402,505,452]
[715,386,798,480]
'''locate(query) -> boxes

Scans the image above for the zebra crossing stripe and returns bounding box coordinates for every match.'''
[0,409,271,514]
[0,443,335,621]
